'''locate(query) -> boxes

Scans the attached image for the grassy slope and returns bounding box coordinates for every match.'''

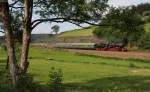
[0,47,150,92]
[47,23,149,44]
[58,26,95,37]
[58,23,150,38]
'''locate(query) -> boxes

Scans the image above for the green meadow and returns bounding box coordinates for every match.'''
[0,47,150,92]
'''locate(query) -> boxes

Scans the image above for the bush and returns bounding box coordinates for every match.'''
[138,32,150,49]
[47,67,63,92]
[0,70,13,92]
[16,73,36,92]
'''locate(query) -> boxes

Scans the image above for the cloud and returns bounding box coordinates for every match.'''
[108,0,150,7]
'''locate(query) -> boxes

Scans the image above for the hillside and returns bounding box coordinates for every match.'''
[31,23,150,43]
[58,26,95,37]
[0,26,100,44]
[57,22,150,37]
[48,26,104,43]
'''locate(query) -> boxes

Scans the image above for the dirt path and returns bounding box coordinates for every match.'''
[68,49,150,60]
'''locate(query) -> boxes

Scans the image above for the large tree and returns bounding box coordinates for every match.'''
[16,0,109,73]
[94,7,144,47]
[0,1,18,86]
[1,0,109,85]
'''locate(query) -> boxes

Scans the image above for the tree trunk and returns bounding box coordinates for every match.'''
[4,29,18,86]
[20,30,30,73]
[20,0,33,73]
[0,1,18,86]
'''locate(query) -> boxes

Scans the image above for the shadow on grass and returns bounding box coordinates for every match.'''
[0,75,150,92]
[27,76,150,92]
[0,59,16,92]
[64,76,150,92]
[0,59,7,69]
[0,69,13,92]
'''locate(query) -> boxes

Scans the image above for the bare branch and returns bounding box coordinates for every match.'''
[31,20,64,31]
[0,31,4,33]
[31,18,112,31]
[31,18,65,25]
[9,6,24,9]
[9,1,24,9]
[9,1,19,6]
[68,21,87,29]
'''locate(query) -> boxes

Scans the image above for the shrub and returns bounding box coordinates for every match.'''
[0,70,13,92]
[47,67,63,92]
[16,73,36,92]
[138,32,150,49]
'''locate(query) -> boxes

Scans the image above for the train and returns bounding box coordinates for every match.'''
[54,43,127,51]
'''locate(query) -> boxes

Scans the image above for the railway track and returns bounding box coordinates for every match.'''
[31,43,150,61]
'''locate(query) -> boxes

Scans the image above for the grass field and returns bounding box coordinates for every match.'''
[0,47,150,92]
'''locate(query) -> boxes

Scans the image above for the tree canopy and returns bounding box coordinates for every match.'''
[93,6,145,46]
[133,3,150,16]
[51,25,60,34]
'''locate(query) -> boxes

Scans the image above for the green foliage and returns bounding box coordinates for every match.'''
[142,16,150,23]
[11,11,23,43]
[144,23,150,32]
[133,3,150,16]
[93,27,124,43]
[16,73,36,92]
[94,7,144,46]
[0,70,13,92]
[15,43,21,63]
[138,32,150,49]
[13,0,108,22]
[34,0,108,22]
[0,9,23,43]
[47,67,63,92]
[51,25,60,34]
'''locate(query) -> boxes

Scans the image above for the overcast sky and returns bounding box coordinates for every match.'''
[0,0,150,36]
[109,0,150,7]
